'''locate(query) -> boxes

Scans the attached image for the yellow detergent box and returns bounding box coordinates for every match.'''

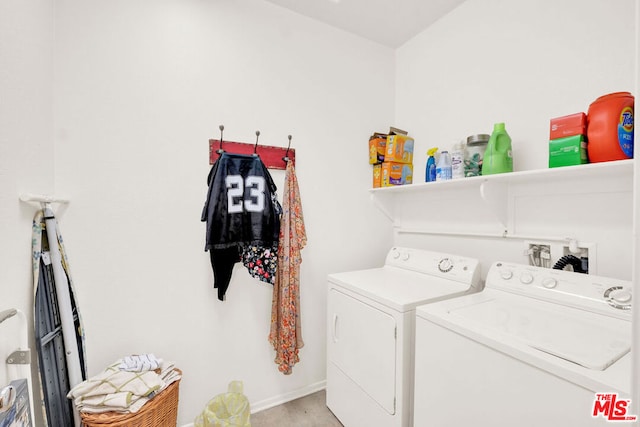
[381,162,413,186]
[369,135,387,164]
[372,163,382,188]
[385,134,414,164]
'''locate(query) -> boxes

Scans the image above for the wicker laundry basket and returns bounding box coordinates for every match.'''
[80,370,181,427]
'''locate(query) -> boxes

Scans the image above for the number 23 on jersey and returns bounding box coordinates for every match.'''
[225,174,266,213]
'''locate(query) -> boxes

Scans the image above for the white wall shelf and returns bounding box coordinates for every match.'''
[370,159,634,238]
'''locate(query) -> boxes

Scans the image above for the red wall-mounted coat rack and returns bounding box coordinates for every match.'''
[209,139,295,170]
[209,127,295,170]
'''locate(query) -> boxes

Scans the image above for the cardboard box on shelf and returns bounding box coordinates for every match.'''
[369,135,387,164]
[368,127,410,164]
[549,134,588,168]
[550,112,587,140]
[389,126,408,136]
[372,163,382,188]
[385,134,414,164]
[381,162,413,186]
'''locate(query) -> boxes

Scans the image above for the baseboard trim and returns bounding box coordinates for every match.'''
[180,380,327,427]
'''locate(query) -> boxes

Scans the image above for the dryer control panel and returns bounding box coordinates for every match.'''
[487,262,632,318]
[385,247,480,287]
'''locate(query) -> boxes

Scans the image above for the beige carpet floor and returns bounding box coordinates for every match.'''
[250,389,343,427]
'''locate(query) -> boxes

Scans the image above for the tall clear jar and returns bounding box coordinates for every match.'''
[465,134,489,177]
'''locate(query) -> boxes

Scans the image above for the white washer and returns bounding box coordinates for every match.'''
[326,247,481,427]
[414,261,633,427]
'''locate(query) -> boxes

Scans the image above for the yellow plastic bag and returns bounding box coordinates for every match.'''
[194,381,251,427]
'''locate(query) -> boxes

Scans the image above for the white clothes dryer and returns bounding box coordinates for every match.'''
[414,261,633,427]
[326,247,481,427]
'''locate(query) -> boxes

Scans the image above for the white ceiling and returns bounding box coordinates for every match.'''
[263,0,466,48]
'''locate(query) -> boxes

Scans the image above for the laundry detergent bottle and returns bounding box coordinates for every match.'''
[587,92,634,162]
[425,147,437,182]
[483,122,513,175]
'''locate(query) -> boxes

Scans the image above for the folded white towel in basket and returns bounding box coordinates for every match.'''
[75,391,133,411]
[118,354,163,372]
[68,364,162,400]
[68,358,181,414]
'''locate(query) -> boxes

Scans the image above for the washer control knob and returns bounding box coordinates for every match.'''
[604,286,632,310]
[401,252,410,261]
[392,249,400,259]
[438,258,453,273]
[520,273,534,285]
[500,270,513,280]
[541,277,557,289]
[610,289,632,304]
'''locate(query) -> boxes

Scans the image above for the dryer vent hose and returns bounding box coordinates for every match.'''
[552,254,588,274]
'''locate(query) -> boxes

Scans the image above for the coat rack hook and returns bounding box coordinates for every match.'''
[217,124,225,154]
[254,130,260,154]
[283,135,292,162]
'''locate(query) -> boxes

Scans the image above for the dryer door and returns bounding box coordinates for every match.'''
[328,288,397,414]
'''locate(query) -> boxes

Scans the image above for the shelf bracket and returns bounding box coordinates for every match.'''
[6,349,30,365]
[479,180,508,229]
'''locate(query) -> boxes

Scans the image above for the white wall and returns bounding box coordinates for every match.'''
[52,0,393,424]
[0,0,55,316]
[395,0,636,280]
[0,2,54,425]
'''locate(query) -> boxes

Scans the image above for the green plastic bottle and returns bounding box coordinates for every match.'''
[483,122,513,175]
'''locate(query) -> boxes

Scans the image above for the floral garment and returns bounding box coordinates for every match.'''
[242,244,278,285]
[268,161,307,374]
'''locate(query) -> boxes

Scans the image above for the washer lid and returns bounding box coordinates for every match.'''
[328,266,472,312]
[449,297,631,371]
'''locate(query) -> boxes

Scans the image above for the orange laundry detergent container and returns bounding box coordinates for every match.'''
[587,92,634,162]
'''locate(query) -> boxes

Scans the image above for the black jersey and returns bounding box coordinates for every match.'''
[201,153,282,300]
[202,153,281,250]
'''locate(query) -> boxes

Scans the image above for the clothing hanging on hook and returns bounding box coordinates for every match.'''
[269,159,307,374]
[201,152,282,300]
